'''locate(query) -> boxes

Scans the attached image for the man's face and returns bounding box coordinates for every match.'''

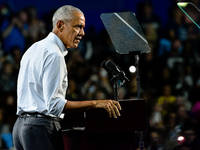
[61,12,85,49]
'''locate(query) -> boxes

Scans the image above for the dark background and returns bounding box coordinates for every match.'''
[0,0,172,32]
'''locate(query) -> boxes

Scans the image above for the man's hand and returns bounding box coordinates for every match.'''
[64,100,121,118]
[94,100,122,118]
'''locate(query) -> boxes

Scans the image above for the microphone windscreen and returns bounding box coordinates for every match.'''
[105,60,117,71]
[101,60,110,72]
[101,60,106,67]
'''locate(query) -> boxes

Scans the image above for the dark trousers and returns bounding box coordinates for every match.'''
[12,114,64,150]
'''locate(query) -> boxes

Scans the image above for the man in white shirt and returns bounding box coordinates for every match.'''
[12,5,121,150]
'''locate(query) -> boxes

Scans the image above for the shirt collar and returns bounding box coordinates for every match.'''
[47,32,68,56]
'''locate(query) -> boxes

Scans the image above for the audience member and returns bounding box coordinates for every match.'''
[0,61,17,94]
[0,107,14,149]
[156,84,177,118]
[137,1,162,43]
[0,9,28,54]
[26,6,47,47]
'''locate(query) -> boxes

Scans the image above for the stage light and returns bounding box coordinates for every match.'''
[177,2,188,7]
[177,136,185,144]
[129,66,136,73]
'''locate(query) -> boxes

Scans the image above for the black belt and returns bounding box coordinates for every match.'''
[20,113,62,122]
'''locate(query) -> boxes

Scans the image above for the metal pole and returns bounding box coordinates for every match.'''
[135,54,144,150]
[113,80,118,101]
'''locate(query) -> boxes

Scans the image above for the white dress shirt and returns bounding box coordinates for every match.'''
[17,32,68,117]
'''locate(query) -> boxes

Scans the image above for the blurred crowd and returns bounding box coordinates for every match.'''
[1,0,200,149]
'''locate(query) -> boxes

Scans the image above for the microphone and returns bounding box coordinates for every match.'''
[101,60,120,75]
[101,60,129,82]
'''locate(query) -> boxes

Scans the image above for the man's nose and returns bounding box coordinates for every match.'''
[80,28,85,36]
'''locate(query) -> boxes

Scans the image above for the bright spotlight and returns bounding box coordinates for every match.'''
[177,136,185,144]
[129,66,136,73]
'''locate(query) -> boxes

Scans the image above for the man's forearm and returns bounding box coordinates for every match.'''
[63,100,121,118]
[64,100,96,114]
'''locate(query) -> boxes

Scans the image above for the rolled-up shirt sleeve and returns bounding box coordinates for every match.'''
[43,54,67,117]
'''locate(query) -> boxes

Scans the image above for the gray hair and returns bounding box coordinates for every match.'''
[52,5,83,28]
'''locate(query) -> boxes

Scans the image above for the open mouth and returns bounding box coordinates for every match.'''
[75,39,80,42]
[75,36,82,40]
[75,38,81,43]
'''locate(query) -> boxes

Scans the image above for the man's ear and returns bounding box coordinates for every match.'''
[57,20,64,32]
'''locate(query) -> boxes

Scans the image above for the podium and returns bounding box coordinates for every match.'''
[61,99,147,150]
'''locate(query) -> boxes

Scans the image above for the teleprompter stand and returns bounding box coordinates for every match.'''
[134,51,145,149]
